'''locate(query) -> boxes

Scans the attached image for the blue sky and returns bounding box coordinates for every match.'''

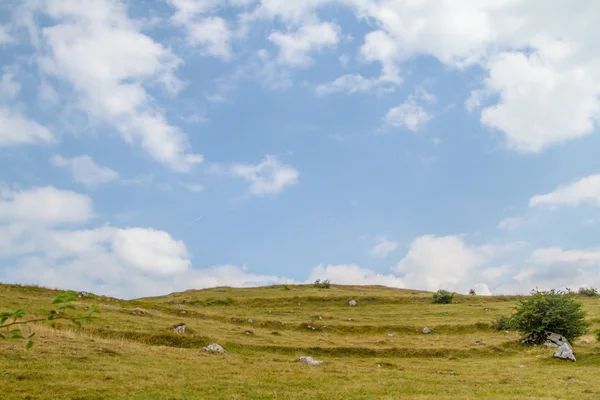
[1,0,600,298]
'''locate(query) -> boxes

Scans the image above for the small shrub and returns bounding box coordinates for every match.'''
[511,289,589,342]
[469,289,476,296]
[432,289,454,304]
[314,279,331,289]
[578,287,598,297]
[491,315,514,331]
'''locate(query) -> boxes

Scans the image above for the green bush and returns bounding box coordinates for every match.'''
[491,315,514,331]
[578,287,598,297]
[469,289,476,296]
[314,279,331,289]
[511,289,589,342]
[432,289,454,304]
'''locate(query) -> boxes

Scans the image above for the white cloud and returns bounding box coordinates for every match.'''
[0,184,288,298]
[169,1,233,60]
[392,235,488,291]
[269,22,340,67]
[50,154,120,188]
[38,81,59,104]
[29,0,202,171]
[370,237,399,258]
[229,155,299,196]
[0,107,54,147]
[498,217,525,231]
[0,72,21,98]
[0,24,14,46]
[316,73,394,96]
[530,174,600,209]
[0,186,94,226]
[531,247,600,266]
[181,182,205,193]
[385,97,431,131]
[309,264,405,287]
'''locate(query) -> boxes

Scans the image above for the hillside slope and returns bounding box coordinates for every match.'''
[1,283,600,399]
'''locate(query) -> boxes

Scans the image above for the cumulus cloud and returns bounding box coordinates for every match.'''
[309,264,405,287]
[228,155,299,196]
[0,107,54,147]
[0,184,287,298]
[0,72,21,98]
[27,0,202,171]
[269,22,340,67]
[530,174,600,209]
[370,237,399,258]
[50,154,120,188]
[392,235,488,292]
[385,97,431,131]
[169,0,233,60]
[498,217,525,231]
[0,186,94,226]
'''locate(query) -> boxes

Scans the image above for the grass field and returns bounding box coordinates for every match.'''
[1,283,600,399]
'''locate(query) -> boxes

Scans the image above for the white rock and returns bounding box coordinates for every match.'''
[298,356,323,365]
[348,300,357,307]
[554,343,576,362]
[247,318,253,323]
[204,343,226,353]
[387,333,396,337]
[172,324,186,334]
[422,327,432,334]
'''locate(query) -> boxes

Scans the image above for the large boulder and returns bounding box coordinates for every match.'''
[298,356,323,365]
[554,343,576,362]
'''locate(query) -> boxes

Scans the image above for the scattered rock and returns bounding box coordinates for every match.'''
[247,318,253,324]
[584,389,594,393]
[131,308,147,315]
[204,343,226,353]
[474,340,485,346]
[245,330,254,335]
[519,365,526,368]
[347,318,353,321]
[422,327,432,334]
[172,324,187,334]
[484,308,491,311]
[298,356,323,366]
[77,291,89,298]
[348,300,357,307]
[554,343,576,362]
[387,333,396,337]
[271,331,281,336]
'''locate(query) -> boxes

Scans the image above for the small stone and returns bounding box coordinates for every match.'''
[474,340,485,346]
[348,300,357,307]
[387,333,396,337]
[172,324,186,334]
[247,318,253,323]
[204,343,226,353]
[347,318,353,321]
[131,308,147,315]
[519,365,525,368]
[298,356,323,365]
[422,327,432,334]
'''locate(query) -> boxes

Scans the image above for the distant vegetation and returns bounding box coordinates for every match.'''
[578,287,598,297]
[313,279,331,289]
[432,289,454,304]
[469,289,476,296]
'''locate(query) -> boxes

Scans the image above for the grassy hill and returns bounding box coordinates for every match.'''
[1,283,600,399]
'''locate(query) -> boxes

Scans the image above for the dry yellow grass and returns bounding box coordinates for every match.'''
[1,283,600,399]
